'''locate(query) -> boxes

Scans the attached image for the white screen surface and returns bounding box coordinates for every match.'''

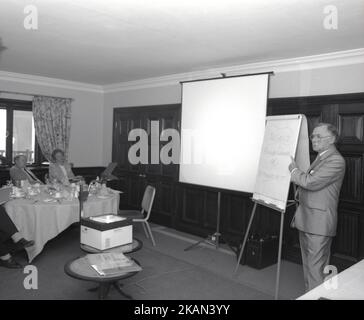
[179,74,269,193]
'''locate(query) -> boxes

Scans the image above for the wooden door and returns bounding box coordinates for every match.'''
[112,104,181,226]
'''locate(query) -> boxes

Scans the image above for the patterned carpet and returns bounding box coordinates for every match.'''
[0,225,274,300]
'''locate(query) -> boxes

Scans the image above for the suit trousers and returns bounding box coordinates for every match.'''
[299,231,333,292]
[0,206,18,256]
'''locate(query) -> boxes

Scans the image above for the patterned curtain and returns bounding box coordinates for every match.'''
[32,96,72,161]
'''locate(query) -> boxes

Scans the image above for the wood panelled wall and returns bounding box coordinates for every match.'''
[112,93,364,271]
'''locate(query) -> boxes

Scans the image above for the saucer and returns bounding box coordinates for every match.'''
[97,195,110,199]
[12,193,25,198]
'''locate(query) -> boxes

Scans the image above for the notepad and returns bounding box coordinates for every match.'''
[86,252,141,276]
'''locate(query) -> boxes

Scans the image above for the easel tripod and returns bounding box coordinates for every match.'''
[233,192,297,300]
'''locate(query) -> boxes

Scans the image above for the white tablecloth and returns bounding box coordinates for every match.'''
[5,191,120,262]
[297,259,364,300]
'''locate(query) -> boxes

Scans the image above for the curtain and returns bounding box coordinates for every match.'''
[32,96,72,161]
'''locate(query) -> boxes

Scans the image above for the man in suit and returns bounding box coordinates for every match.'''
[0,206,34,268]
[289,123,346,292]
[9,155,42,184]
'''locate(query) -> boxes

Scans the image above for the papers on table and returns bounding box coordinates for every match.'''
[86,252,141,276]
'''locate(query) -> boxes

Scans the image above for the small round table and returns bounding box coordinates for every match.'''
[80,238,143,254]
[64,256,141,300]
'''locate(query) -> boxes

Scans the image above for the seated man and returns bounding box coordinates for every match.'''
[0,206,34,268]
[9,155,42,184]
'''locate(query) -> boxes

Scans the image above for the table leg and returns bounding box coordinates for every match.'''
[89,282,132,300]
[113,282,133,300]
[88,287,98,292]
[98,283,111,300]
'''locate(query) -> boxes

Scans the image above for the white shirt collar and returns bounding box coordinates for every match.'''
[319,149,329,157]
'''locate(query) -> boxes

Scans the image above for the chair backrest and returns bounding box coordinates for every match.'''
[141,185,156,220]
[101,162,117,177]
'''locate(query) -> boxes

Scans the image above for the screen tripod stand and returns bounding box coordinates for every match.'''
[184,191,226,251]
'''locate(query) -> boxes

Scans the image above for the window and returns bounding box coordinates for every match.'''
[0,98,45,165]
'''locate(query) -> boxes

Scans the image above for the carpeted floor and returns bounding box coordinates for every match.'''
[0,223,305,300]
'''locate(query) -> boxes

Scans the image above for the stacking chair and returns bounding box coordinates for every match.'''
[118,185,156,246]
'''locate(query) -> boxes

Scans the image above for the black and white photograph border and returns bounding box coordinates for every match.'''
[0,0,363,309]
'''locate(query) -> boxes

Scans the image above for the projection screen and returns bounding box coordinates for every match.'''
[179,74,269,193]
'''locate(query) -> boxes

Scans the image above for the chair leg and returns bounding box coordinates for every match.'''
[145,222,156,246]
[141,222,149,238]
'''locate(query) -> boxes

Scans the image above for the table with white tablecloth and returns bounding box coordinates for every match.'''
[297,259,364,300]
[4,190,120,262]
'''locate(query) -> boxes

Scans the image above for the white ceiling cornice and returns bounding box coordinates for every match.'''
[0,70,104,93]
[1,48,363,95]
[103,48,364,93]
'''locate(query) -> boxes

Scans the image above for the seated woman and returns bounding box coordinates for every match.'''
[10,155,43,185]
[49,149,75,185]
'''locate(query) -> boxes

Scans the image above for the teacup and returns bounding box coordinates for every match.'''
[54,192,62,198]
[28,190,37,196]
[14,190,23,197]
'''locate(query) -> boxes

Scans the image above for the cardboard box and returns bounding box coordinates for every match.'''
[80,214,133,250]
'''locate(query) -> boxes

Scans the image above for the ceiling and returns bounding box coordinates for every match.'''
[0,0,363,85]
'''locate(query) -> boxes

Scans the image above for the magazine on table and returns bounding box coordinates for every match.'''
[86,252,141,276]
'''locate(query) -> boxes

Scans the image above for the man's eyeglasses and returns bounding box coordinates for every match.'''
[309,134,333,141]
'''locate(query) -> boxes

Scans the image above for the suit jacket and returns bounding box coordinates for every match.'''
[290,145,346,237]
[9,166,40,183]
[0,205,18,242]
[49,162,75,184]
